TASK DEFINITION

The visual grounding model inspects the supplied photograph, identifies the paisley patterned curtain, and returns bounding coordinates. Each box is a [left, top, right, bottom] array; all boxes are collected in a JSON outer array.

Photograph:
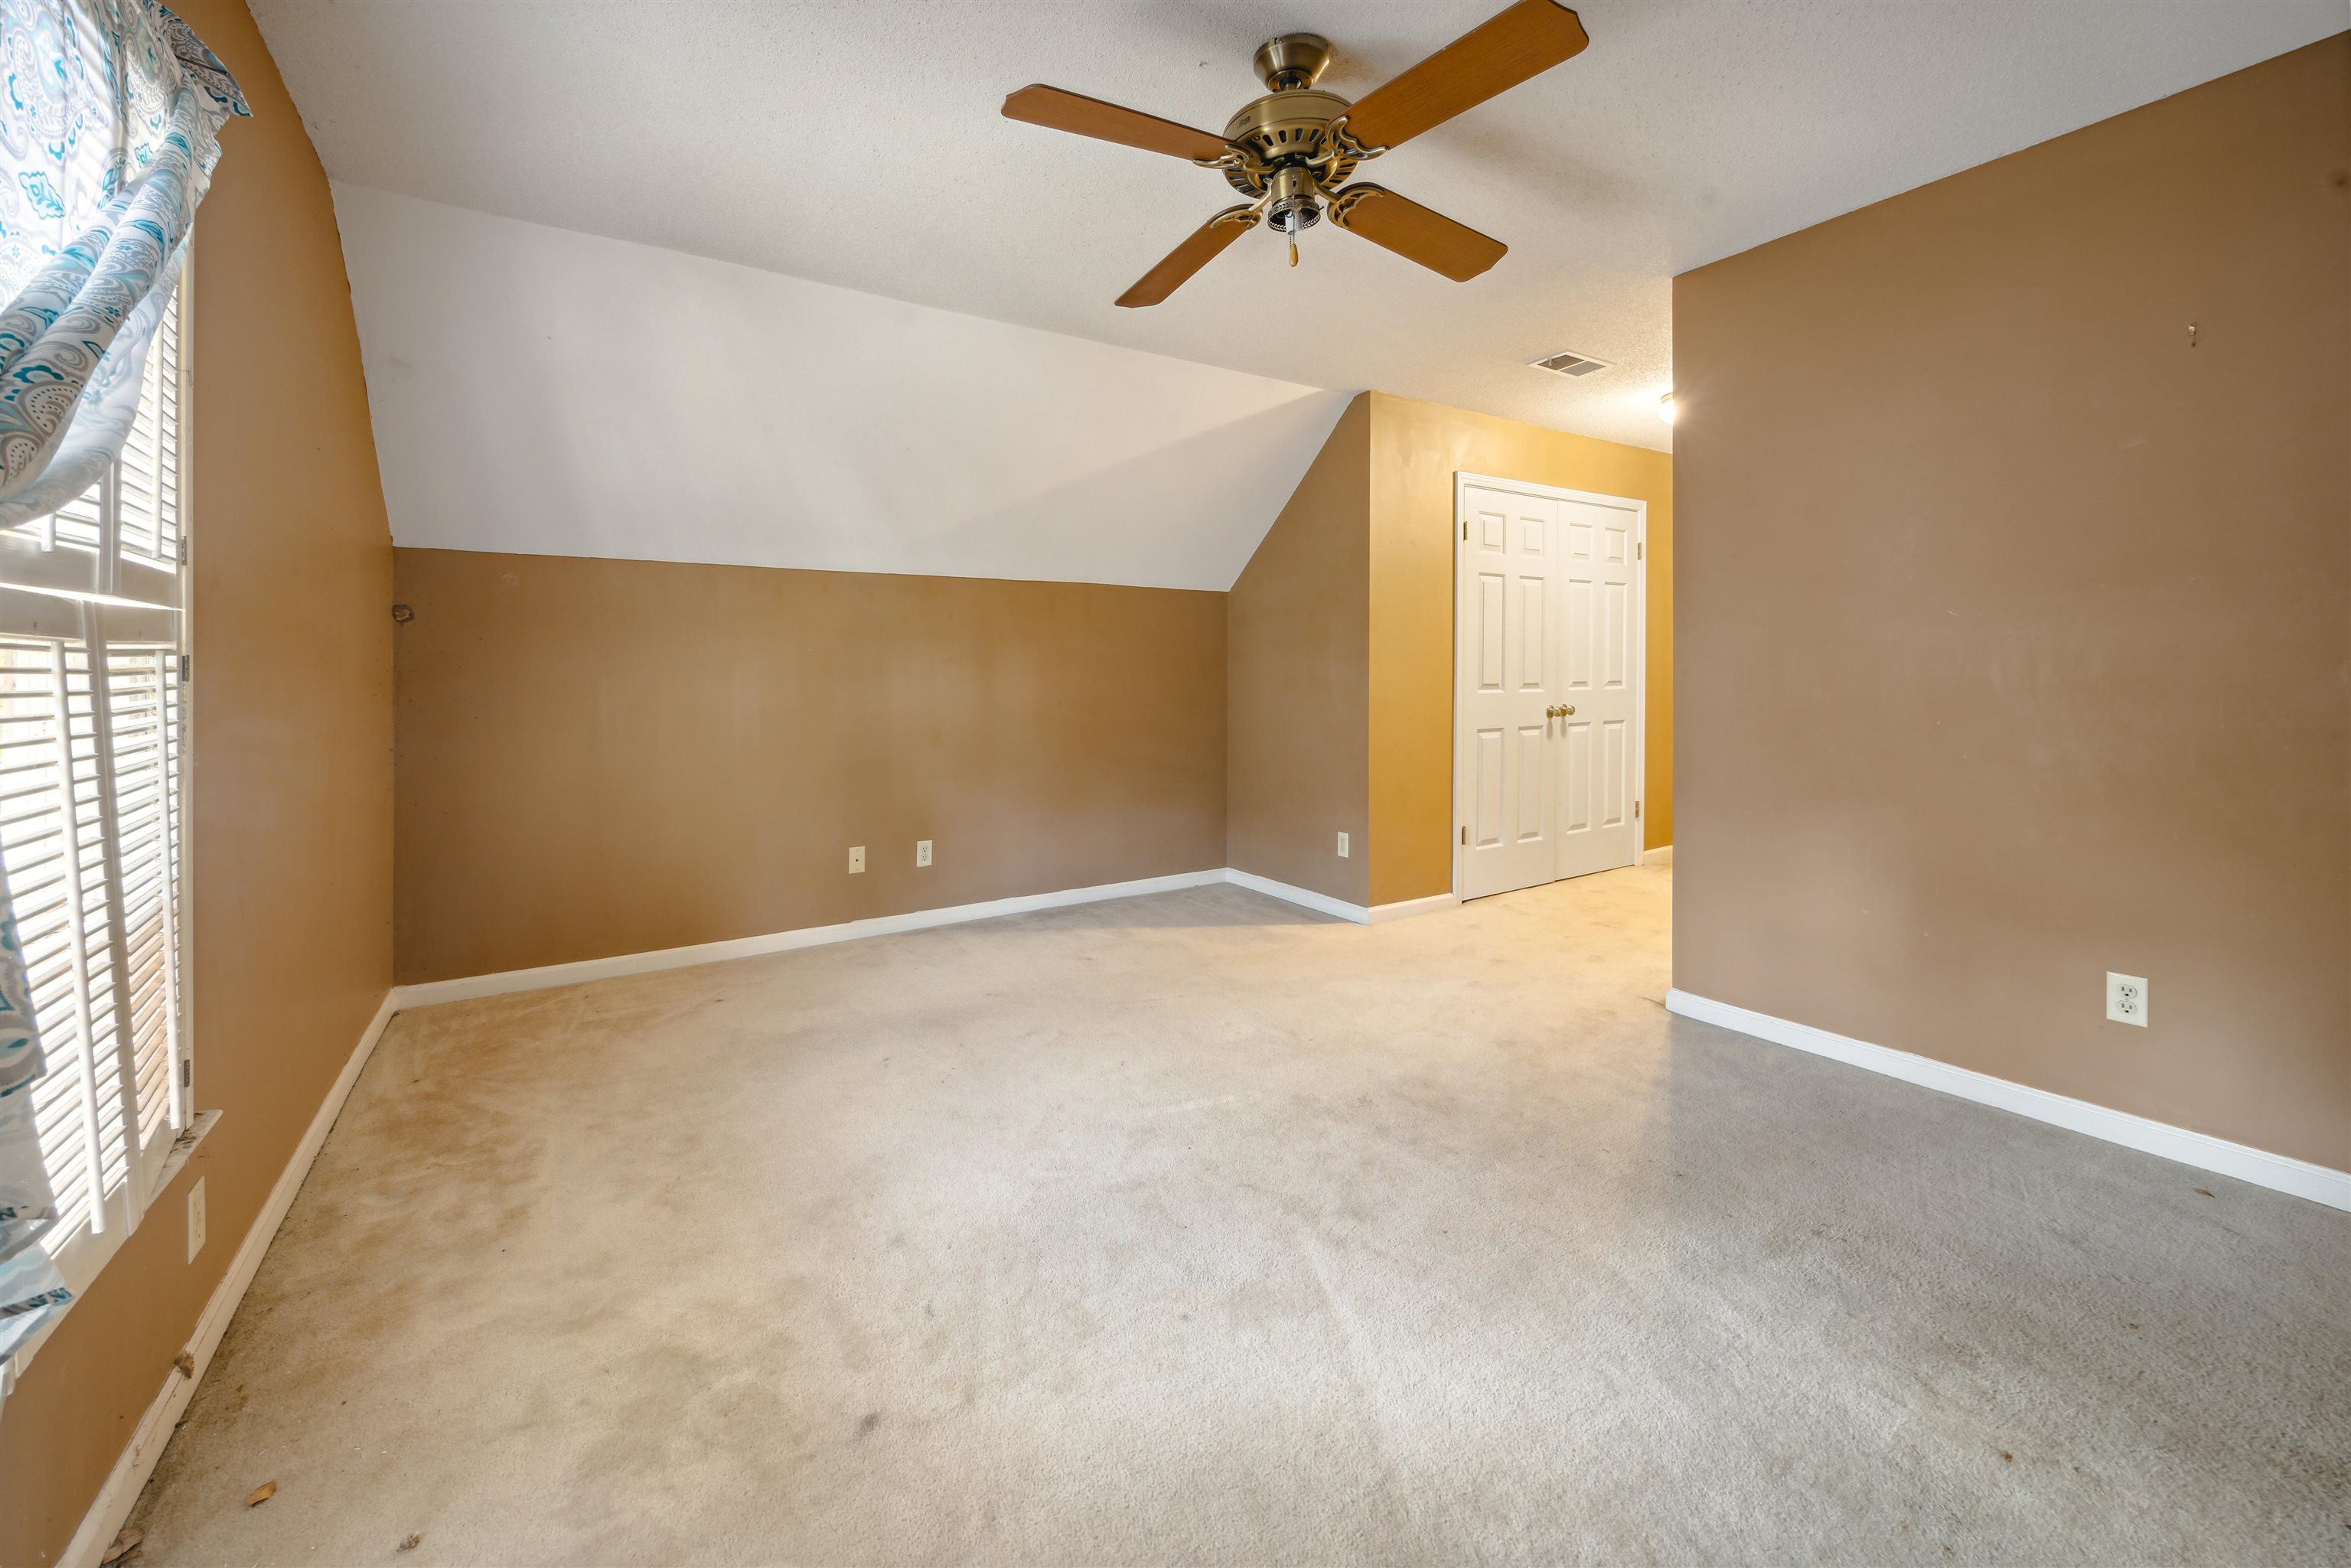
[[0, 0, 242, 1364], [0, 0, 245, 524]]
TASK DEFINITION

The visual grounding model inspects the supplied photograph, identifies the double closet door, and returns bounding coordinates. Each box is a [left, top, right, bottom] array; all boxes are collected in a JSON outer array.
[[1456, 478, 1642, 901]]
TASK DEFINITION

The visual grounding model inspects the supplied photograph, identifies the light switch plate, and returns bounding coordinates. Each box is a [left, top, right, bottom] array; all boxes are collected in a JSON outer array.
[[848, 846, 866, 874], [915, 839, 932, 868], [187, 1176, 207, 1262], [1336, 831, 1349, 859], [2106, 972, 2148, 1027]]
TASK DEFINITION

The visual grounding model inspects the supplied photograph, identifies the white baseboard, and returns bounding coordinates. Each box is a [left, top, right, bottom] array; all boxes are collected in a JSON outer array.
[[1665, 989, 2351, 1213], [394, 870, 1232, 1008], [1641, 843, 1673, 867], [1223, 869, 1370, 924], [397, 869, 1479, 1014], [59, 989, 399, 1568], [1369, 892, 1459, 924]]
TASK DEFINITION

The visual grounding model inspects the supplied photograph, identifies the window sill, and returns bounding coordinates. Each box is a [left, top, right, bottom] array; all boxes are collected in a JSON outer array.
[[1, 1109, 220, 1394], [149, 1108, 222, 1199]]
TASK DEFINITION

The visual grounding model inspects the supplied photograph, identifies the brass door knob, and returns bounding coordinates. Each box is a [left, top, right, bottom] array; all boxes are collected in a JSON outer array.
[[1547, 703, 1577, 718], [1563, 704, 1576, 716]]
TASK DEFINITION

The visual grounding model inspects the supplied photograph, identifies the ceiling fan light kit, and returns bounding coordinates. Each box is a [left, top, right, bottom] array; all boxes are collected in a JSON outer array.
[[1000, 0, 1591, 307]]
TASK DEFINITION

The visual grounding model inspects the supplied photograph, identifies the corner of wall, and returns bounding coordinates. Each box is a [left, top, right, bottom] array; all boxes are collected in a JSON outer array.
[[1224, 393, 1372, 905]]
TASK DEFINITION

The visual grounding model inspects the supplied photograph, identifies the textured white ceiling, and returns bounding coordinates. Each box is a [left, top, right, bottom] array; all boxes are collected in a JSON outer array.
[[253, 1, 2342, 455], [334, 185, 1351, 588]]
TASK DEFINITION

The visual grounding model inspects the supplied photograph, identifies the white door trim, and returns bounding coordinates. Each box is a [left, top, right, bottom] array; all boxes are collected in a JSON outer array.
[[1452, 471, 1646, 900]]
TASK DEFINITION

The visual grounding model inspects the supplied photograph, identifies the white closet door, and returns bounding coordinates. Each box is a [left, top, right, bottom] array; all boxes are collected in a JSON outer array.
[[1553, 495, 1639, 879], [1456, 484, 1560, 900]]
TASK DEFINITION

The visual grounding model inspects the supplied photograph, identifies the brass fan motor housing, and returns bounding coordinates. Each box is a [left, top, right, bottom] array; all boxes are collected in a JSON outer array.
[[1221, 88, 1352, 163], [1218, 88, 1361, 198]]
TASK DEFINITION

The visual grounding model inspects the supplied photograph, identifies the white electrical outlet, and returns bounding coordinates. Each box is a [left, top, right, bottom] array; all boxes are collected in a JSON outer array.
[[848, 846, 866, 874], [915, 839, 932, 868], [187, 1176, 207, 1262], [1336, 831, 1350, 859], [2106, 972, 2149, 1027]]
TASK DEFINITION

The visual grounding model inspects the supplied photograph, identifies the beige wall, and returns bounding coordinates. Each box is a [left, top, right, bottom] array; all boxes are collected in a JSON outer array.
[[393, 550, 1225, 983], [407, 381, 1671, 967], [1672, 37, 2349, 1169], [1368, 393, 1674, 905], [1226, 394, 1372, 905], [0, 1, 398, 1559]]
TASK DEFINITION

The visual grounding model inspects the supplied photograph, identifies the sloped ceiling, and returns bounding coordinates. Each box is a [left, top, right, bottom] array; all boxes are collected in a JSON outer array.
[[278, 4, 2341, 588], [259, 0, 2343, 458], [333, 186, 1350, 589]]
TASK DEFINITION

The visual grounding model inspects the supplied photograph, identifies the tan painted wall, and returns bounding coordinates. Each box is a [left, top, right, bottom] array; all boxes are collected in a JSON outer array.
[[393, 550, 1225, 983], [1672, 37, 2350, 1169], [1226, 394, 1374, 905], [0, 1, 397, 1559], [1367, 393, 1675, 905]]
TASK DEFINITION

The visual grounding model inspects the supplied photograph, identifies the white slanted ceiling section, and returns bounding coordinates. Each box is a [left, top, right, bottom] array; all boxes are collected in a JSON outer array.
[[334, 185, 1351, 591]]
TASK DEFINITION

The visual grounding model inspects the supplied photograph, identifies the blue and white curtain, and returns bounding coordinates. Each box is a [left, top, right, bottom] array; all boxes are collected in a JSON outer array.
[[0, 0, 242, 1364], [0, 0, 245, 523]]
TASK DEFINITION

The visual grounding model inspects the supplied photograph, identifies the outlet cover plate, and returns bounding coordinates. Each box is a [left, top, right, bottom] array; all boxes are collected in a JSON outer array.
[[915, 839, 932, 868], [848, 846, 866, 874], [187, 1175, 207, 1262], [1336, 831, 1350, 859], [2106, 971, 2149, 1027]]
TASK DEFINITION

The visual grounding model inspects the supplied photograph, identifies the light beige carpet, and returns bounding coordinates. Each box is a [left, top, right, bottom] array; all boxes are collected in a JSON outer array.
[[128, 865, 2350, 1565]]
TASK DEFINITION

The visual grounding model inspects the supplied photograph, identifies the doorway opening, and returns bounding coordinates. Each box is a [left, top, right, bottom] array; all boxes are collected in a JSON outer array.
[[1453, 472, 1646, 901]]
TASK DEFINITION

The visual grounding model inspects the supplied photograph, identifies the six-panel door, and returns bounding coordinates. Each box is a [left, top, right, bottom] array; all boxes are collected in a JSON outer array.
[[1456, 481, 1639, 899], [1551, 494, 1639, 880], [1457, 484, 1560, 899]]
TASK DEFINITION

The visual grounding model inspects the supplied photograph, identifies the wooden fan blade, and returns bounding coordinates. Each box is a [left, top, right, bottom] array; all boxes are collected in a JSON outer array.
[[1117, 206, 1260, 308], [1342, 0, 1589, 152], [1327, 185, 1506, 282], [1003, 85, 1234, 163]]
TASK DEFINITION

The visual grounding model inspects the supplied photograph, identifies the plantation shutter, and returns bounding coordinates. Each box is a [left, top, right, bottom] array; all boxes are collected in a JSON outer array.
[[0, 262, 188, 1276]]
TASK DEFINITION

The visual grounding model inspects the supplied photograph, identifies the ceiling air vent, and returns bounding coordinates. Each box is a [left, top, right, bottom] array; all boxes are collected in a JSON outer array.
[[1531, 349, 1612, 377]]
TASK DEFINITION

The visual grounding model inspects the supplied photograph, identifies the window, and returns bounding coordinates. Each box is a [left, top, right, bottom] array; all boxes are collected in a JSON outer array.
[[0, 257, 189, 1316]]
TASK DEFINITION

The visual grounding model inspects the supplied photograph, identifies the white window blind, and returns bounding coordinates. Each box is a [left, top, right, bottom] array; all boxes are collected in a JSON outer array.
[[0, 261, 188, 1296]]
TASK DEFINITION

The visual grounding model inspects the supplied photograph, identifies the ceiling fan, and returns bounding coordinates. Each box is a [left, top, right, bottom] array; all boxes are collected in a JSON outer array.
[[1002, 0, 1590, 308]]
